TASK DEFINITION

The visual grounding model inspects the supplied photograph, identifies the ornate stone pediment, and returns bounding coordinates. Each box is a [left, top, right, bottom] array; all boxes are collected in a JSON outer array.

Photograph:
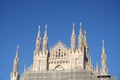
[[50, 40, 69, 58], [50, 40, 68, 50]]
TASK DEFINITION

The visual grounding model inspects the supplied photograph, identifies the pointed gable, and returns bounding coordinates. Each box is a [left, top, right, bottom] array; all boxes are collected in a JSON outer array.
[[50, 41, 69, 57]]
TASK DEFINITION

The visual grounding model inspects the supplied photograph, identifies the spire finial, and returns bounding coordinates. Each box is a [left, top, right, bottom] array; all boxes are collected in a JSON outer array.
[[95, 61, 99, 75], [45, 24, 47, 33], [38, 25, 40, 32], [72, 22, 75, 35], [102, 40, 104, 47], [79, 22, 82, 36], [16, 45, 19, 57], [73, 22, 75, 27], [80, 22, 82, 28], [17, 44, 19, 50], [84, 30, 86, 35], [37, 25, 40, 37], [37, 25, 40, 38], [44, 24, 48, 37], [102, 40, 105, 54]]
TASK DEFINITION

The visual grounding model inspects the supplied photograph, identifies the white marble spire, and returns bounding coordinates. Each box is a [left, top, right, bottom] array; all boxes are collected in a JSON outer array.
[[84, 30, 87, 46], [71, 22, 76, 51], [43, 24, 48, 53], [11, 45, 19, 80], [78, 22, 83, 50], [13, 45, 19, 72], [95, 62, 99, 75], [35, 25, 41, 52], [100, 40, 108, 75]]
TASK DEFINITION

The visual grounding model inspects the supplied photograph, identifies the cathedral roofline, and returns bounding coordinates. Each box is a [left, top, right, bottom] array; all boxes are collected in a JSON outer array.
[[10, 22, 117, 80]]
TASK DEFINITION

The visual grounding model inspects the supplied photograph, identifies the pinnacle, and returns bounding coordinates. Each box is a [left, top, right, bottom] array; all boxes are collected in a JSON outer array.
[[102, 40, 105, 54], [80, 22, 82, 28], [44, 24, 48, 37], [38, 25, 40, 32], [72, 23, 76, 36], [16, 44, 19, 58]]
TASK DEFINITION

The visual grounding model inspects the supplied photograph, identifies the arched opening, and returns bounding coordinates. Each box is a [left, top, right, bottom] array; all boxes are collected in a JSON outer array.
[[54, 65, 64, 71]]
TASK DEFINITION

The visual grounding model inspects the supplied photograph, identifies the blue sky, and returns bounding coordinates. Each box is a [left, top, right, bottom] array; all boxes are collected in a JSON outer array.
[[0, 0, 120, 80]]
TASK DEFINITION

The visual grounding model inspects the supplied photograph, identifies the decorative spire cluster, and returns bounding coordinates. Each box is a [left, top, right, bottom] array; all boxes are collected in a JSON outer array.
[[33, 24, 49, 71], [34, 24, 48, 55], [71, 22, 87, 52]]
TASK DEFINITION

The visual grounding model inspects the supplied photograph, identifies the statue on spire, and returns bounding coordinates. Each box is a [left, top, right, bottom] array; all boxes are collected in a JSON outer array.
[[11, 45, 19, 80], [100, 40, 108, 75]]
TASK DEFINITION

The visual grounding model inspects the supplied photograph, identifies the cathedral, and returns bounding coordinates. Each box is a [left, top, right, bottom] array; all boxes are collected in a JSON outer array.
[[10, 22, 117, 80]]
